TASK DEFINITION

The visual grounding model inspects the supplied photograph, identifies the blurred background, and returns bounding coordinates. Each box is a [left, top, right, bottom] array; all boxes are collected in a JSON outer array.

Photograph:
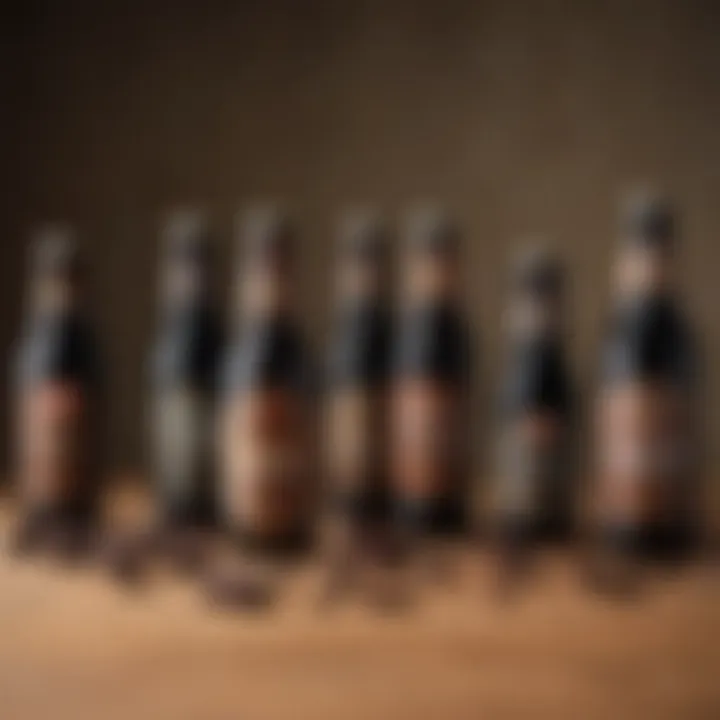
[[0, 0, 718, 476]]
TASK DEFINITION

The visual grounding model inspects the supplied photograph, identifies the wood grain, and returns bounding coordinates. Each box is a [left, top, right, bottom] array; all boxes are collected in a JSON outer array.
[[0, 486, 717, 720]]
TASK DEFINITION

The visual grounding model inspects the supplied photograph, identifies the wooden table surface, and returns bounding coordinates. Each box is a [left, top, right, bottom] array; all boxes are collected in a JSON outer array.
[[0, 486, 717, 720]]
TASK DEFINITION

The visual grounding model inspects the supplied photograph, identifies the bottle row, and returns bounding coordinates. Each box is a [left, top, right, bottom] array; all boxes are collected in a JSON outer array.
[[11, 191, 700, 591]]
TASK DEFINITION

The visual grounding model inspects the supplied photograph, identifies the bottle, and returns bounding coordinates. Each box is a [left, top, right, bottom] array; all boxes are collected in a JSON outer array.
[[150, 210, 221, 529], [494, 247, 573, 551], [596, 191, 697, 561], [13, 226, 103, 554], [325, 210, 391, 528], [390, 207, 472, 539], [218, 207, 313, 555]]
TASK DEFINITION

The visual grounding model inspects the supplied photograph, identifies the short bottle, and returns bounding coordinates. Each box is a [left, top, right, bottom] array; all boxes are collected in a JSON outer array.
[[494, 247, 574, 547], [324, 211, 391, 526], [390, 207, 472, 537], [218, 207, 314, 554], [150, 211, 221, 529], [13, 227, 103, 551], [595, 192, 698, 560]]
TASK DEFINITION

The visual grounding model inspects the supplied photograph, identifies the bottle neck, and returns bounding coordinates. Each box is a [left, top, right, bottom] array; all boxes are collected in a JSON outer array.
[[505, 293, 563, 346], [336, 259, 384, 312], [236, 266, 293, 327], [615, 290, 675, 320], [30, 276, 81, 321], [402, 254, 458, 309], [160, 260, 210, 316], [612, 243, 675, 307]]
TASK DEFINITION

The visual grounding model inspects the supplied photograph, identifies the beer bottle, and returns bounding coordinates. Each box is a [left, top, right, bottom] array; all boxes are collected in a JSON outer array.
[[325, 210, 391, 527], [150, 210, 221, 530], [13, 226, 103, 557], [596, 192, 697, 563], [390, 207, 471, 542], [493, 247, 573, 576], [318, 211, 391, 603], [218, 207, 313, 556]]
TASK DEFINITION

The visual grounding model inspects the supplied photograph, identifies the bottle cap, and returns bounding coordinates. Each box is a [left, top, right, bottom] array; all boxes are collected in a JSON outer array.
[[620, 189, 675, 250], [31, 224, 82, 279], [236, 204, 294, 269], [338, 208, 387, 263], [162, 209, 212, 266], [512, 244, 564, 300], [403, 205, 459, 257]]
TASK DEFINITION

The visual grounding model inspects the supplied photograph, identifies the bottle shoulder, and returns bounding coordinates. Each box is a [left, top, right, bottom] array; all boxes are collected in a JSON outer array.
[[327, 305, 391, 388], [17, 315, 99, 385], [151, 308, 222, 389], [221, 318, 310, 394], [601, 297, 693, 384], [392, 303, 471, 383], [502, 339, 572, 416]]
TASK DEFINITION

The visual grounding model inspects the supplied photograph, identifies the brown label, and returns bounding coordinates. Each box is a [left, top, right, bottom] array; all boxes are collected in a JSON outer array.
[[496, 411, 564, 517], [18, 383, 88, 511], [597, 382, 690, 526], [220, 388, 308, 538], [325, 389, 384, 494], [390, 380, 461, 502]]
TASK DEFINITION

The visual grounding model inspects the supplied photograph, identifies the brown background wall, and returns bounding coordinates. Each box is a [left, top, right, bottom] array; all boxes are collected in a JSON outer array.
[[1, 0, 718, 474]]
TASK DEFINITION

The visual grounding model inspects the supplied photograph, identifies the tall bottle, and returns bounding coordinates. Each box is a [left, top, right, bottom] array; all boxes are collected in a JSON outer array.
[[150, 211, 221, 529], [219, 207, 313, 554], [494, 247, 573, 548], [390, 208, 472, 538], [596, 192, 697, 560], [13, 227, 103, 552], [325, 211, 391, 527]]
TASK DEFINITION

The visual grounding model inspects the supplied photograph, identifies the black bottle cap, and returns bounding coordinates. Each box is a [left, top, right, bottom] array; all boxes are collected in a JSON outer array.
[[338, 209, 387, 263], [512, 245, 564, 300], [620, 189, 675, 250], [31, 224, 82, 280], [236, 204, 295, 269], [162, 209, 212, 266], [403, 205, 459, 257]]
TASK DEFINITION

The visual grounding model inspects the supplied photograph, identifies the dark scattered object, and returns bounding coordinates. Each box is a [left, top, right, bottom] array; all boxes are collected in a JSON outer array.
[[203, 563, 275, 611], [10, 512, 98, 566]]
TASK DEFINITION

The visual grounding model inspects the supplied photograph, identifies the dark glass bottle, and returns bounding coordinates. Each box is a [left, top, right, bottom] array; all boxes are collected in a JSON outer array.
[[150, 211, 221, 529], [390, 208, 471, 537], [495, 248, 573, 547], [596, 193, 697, 560], [219, 207, 313, 555], [325, 211, 391, 526], [13, 227, 103, 550]]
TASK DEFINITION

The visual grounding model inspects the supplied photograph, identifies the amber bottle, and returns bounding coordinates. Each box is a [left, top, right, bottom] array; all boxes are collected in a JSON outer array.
[[13, 227, 103, 555], [325, 211, 391, 527], [150, 211, 221, 529], [494, 248, 574, 548], [596, 193, 697, 561], [390, 208, 471, 538], [219, 208, 313, 555]]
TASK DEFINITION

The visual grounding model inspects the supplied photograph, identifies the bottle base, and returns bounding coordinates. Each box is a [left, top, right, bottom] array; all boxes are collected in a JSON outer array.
[[159, 498, 217, 532], [395, 497, 467, 537], [333, 488, 391, 526], [599, 522, 699, 563], [13, 504, 99, 560], [227, 524, 314, 560]]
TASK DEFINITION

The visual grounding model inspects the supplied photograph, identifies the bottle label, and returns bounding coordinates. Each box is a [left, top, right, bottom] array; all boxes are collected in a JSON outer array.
[[325, 389, 384, 496], [220, 388, 308, 538], [496, 411, 566, 519], [18, 382, 88, 511], [598, 382, 690, 526], [391, 380, 462, 503], [152, 387, 211, 509]]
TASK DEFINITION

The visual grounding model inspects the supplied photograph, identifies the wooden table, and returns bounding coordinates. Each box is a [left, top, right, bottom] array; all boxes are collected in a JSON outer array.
[[0, 486, 717, 720]]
